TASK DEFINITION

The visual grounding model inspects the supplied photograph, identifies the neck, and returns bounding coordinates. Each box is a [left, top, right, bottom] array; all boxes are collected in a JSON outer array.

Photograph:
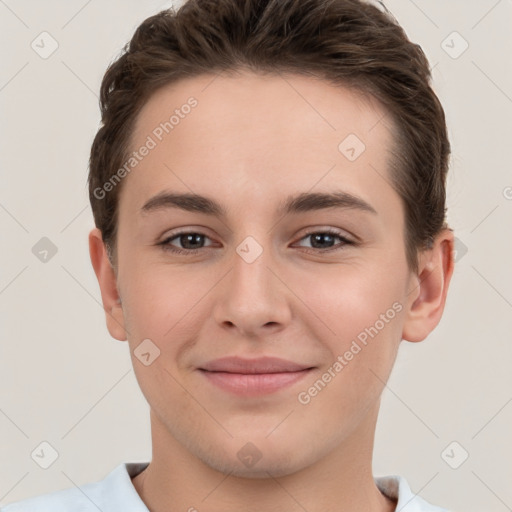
[[132, 403, 396, 512]]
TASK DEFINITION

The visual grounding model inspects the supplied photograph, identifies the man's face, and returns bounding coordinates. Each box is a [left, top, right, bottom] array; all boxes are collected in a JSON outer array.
[[110, 71, 416, 476]]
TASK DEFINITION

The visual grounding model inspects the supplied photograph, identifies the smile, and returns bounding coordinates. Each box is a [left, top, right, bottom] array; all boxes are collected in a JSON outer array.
[[198, 368, 314, 396]]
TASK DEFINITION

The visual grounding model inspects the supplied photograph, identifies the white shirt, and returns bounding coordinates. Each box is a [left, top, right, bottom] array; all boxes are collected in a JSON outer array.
[[1, 462, 450, 511]]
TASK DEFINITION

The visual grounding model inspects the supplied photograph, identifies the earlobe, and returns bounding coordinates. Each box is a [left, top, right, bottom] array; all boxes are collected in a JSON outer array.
[[401, 229, 455, 343], [88, 228, 127, 342]]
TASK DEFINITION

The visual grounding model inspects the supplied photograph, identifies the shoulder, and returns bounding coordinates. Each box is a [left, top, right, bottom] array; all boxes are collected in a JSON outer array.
[[1, 462, 149, 512], [375, 474, 451, 512]]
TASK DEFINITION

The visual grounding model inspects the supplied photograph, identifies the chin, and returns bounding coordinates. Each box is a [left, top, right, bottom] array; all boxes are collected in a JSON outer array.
[[206, 450, 307, 479], [189, 434, 315, 479]]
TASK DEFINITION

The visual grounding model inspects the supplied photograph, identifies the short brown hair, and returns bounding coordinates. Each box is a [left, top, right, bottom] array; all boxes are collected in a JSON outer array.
[[88, 0, 451, 274]]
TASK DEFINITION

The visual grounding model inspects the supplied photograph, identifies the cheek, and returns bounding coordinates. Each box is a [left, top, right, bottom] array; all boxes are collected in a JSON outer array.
[[296, 285, 404, 426], [298, 259, 406, 339], [120, 265, 215, 404], [296, 259, 406, 405], [120, 262, 207, 335]]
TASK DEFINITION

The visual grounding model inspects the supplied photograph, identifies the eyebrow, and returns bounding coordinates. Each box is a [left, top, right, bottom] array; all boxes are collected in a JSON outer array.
[[140, 190, 378, 217]]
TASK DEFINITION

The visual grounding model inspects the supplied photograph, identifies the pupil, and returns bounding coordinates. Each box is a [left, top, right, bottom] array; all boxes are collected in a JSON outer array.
[[182, 234, 203, 249], [312, 233, 334, 248]]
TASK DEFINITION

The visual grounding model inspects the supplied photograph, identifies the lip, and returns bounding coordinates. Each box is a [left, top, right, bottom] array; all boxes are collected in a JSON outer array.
[[199, 356, 313, 373], [198, 356, 315, 396]]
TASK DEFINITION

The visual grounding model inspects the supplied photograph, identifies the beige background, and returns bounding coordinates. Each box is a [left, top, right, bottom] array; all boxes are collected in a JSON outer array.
[[1, 1, 511, 511]]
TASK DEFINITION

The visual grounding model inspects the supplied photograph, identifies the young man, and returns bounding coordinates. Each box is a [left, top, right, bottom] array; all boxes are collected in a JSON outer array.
[[3, 0, 455, 510]]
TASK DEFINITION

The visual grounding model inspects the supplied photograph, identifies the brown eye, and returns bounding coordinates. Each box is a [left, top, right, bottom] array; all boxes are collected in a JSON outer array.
[[159, 231, 213, 254]]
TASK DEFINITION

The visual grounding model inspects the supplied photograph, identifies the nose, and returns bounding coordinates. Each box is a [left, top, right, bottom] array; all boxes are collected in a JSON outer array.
[[212, 238, 292, 338]]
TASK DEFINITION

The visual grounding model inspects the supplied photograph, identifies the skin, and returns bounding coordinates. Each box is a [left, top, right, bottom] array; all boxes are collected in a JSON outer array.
[[89, 70, 454, 512]]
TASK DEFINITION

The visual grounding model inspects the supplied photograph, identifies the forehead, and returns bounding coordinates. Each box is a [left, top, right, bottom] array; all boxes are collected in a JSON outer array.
[[121, 70, 398, 221]]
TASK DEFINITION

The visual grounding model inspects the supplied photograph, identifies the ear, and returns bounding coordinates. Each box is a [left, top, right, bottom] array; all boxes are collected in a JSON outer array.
[[402, 228, 455, 343], [88, 228, 127, 341]]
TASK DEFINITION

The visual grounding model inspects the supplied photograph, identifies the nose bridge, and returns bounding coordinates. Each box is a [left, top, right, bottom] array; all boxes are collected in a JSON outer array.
[[231, 233, 278, 304], [213, 232, 291, 334]]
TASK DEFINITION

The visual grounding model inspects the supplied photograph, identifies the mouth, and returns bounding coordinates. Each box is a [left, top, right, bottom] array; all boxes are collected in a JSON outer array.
[[197, 356, 315, 396]]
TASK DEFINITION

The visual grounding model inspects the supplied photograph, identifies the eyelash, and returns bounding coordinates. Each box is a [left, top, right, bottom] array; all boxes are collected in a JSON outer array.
[[157, 229, 355, 255]]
